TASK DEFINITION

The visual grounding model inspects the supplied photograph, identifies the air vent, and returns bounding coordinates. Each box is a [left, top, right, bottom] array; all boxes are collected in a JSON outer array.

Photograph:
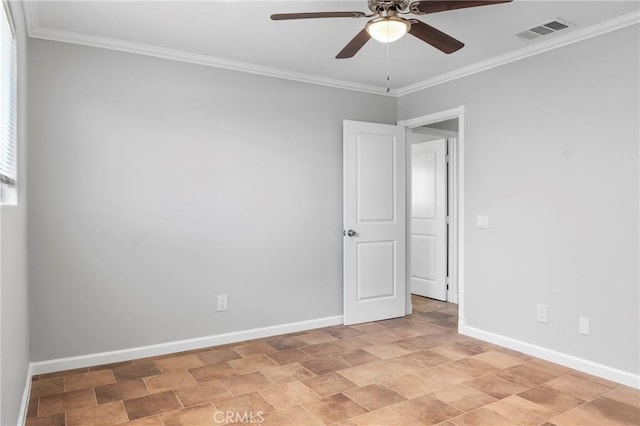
[[516, 18, 573, 41]]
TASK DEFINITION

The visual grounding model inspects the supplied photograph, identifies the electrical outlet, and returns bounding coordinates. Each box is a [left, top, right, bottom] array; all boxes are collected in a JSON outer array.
[[536, 304, 548, 324], [217, 295, 228, 312], [579, 317, 590, 335]]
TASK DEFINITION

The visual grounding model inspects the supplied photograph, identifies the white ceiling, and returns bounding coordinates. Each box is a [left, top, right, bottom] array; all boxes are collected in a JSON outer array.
[[25, 1, 639, 94]]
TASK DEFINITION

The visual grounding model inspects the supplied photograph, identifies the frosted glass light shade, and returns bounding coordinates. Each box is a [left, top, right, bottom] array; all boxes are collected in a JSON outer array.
[[366, 17, 409, 43]]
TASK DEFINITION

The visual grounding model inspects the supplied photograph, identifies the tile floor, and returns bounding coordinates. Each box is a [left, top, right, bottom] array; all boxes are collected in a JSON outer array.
[[26, 296, 640, 425]]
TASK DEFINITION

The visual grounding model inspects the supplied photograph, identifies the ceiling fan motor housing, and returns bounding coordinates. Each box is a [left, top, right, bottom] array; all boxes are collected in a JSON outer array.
[[368, 0, 411, 14]]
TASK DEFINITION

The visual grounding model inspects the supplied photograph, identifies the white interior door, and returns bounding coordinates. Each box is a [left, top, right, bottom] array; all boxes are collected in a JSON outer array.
[[343, 120, 406, 325], [410, 138, 447, 301]]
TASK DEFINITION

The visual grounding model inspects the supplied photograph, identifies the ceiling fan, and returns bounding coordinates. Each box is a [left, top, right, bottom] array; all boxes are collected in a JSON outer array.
[[271, 0, 512, 59]]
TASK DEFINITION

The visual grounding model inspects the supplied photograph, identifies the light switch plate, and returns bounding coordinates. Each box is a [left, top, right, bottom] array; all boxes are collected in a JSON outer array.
[[477, 215, 489, 229], [579, 317, 590, 335]]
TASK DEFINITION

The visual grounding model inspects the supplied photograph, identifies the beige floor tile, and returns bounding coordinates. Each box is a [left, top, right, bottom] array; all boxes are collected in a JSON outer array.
[[30, 377, 64, 398], [143, 370, 197, 393], [266, 348, 313, 366], [362, 343, 411, 359], [338, 363, 394, 387], [352, 406, 422, 425], [358, 331, 400, 345], [66, 401, 128, 426], [383, 374, 445, 399], [463, 374, 527, 399], [260, 405, 323, 426], [300, 356, 350, 375], [337, 336, 373, 350], [196, 348, 240, 365], [189, 363, 238, 383], [371, 358, 423, 378], [344, 383, 406, 411], [266, 336, 307, 351], [175, 380, 232, 407], [123, 391, 183, 420], [64, 370, 116, 392], [299, 342, 346, 357], [303, 393, 368, 424], [517, 384, 584, 415], [296, 331, 339, 345], [95, 379, 149, 404], [416, 363, 477, 388], [495, 364, 556, 388], [160, 403, 217, 426], [26, 413, 66, 426], [38, 389, 97, 417], [231, 342, 276, 358], [401, 349, 451, 368], [432, 384, 497, 412], [522, 358, 572, 377], [449, 407, 519, 426], [213, 391, 275, 415], [155, 354, 204, 373], [567, 371, 619, 389], [303, 372, 358, 397], [429, 344, 480, 361], [114, 415, 164, 426], [603, 385, 640, 408], [220, 371, 271, 396], [259, 380, 320, 409], [228, 354, 277, 374], [579, 397, 640, 424], [259, 363, 315, 383], [450, 358, 498, 378], [113, 363, 162, 382], [469, 351, 525, 369], [349, 323, 389, 333], [394, 394, 464, 425], [545, 373, 613, 400], [485, 395, 552, 425], [551, 396, 640, 426], [333, 349, 381, 367]]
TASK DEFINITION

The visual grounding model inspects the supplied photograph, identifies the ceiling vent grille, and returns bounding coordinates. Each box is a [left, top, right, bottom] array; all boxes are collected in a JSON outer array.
[[516, 18, 573, 41]]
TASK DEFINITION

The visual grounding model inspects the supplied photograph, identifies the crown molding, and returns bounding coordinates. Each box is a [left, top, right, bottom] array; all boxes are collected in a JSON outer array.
[[23, 4, 638, 99], [395, 10, 640, 96]]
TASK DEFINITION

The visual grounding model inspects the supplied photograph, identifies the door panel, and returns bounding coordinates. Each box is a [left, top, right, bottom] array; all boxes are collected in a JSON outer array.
[[344, 120, 406, 325], [410, 138, 447, 301]]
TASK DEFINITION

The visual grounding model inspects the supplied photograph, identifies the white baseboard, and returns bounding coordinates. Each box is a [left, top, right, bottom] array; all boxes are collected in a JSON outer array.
[[17, 363, 33, 426], [29, 315, 343, 376], [461, 325, 640, 389]]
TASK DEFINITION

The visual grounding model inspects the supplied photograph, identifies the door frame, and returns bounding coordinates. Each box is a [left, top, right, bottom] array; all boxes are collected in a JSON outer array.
[[398, 106, 465, 333]]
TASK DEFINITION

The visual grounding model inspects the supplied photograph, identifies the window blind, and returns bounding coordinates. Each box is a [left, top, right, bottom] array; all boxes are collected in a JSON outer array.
[[0, 1, 16, 187]]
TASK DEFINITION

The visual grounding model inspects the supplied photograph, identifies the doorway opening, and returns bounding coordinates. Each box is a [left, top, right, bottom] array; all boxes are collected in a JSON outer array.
[[399, 107, 465, 330]]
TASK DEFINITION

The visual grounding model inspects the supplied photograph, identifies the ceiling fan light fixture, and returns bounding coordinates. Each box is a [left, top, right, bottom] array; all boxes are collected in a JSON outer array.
[[366, 16, 409, 43]]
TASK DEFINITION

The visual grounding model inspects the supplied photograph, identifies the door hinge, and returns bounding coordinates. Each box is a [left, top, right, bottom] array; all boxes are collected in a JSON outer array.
[[446, 216, 451, 224], [445, 154, 451, 163], [446, 277, 450, 290]]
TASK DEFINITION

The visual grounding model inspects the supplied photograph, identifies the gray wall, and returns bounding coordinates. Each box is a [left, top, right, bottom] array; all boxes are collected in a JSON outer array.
[[1, 2, 29, 424], [399, 26, 639, 375], [27, 39, 396, 361]]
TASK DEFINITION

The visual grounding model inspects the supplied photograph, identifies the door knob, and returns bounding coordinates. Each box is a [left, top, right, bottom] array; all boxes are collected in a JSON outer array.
[[345, 229, 357, 237]]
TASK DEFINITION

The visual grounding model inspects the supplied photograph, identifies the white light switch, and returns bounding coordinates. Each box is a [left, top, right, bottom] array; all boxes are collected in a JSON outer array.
[[477, 215, 489, 229], [579, 317, 590, 335]]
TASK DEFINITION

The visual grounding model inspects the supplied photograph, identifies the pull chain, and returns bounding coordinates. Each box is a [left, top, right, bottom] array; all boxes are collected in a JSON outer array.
[[386, 42, 390, 93]]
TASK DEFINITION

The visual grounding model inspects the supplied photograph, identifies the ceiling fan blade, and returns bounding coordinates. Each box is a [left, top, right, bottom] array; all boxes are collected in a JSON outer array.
[[408, 20, 464, 54], [336, 29, 371, 59], [271, 11, 366, 20], [411, 0, 512, 15]]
